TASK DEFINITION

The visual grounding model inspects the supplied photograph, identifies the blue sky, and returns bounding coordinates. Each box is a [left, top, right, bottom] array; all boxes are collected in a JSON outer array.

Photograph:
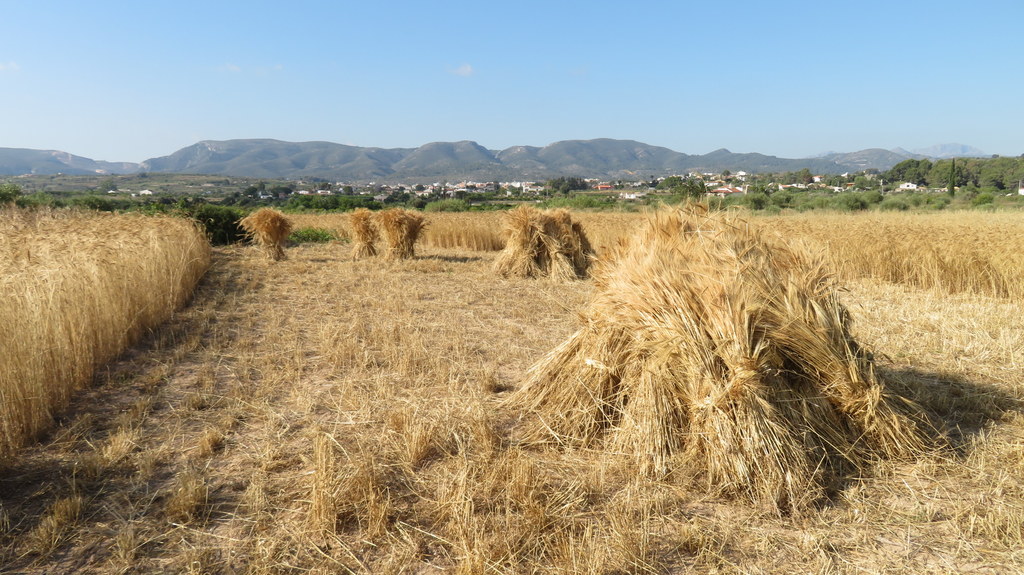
[[1, 1, 1020, 162]]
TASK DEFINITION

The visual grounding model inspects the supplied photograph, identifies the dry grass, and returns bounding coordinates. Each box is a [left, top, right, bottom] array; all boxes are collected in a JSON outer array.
[[493, 206, 594, 280], [0, 207, 210, 458], [2, 209, 1022, 573], [239, 207, 293, 260]]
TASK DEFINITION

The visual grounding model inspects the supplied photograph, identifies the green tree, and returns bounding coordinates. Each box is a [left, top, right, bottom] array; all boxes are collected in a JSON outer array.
[[97, 177, 117, 192], [0, 183, 22, 204], [680, 178, 706, 199], [948, 158, 956, 197], [745, 192, 769, 210], [545, 176, 588, 194], [656, 176, 684, 190], [884, 158, 932, 186]]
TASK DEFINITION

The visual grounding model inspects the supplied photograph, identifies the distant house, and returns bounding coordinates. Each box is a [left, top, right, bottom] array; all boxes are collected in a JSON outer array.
[[620, 190, 648, 200], [137, 189, 153, 196], [595, 183, 615, 191], [898, 182, 918, 190], [708, 187, 745, 197]]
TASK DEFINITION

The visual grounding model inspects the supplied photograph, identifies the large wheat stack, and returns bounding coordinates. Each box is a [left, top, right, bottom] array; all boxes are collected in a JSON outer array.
[[493, 206, 594, 280], [239, 208, 292, 261], [349, 208, 378, 259], [375, 208, 427, 260], [508, 205, 935, 511]]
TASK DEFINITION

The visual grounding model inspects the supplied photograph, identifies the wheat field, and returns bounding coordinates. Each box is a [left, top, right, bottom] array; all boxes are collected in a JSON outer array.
[[1, 208, 1023, 573], [0, 208, 211, 458]]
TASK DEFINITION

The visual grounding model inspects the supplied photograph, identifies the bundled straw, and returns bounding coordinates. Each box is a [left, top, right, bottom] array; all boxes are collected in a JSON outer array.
[[375, 208, 427, 260], [239, 208, 293, 261], [493, 206, 594, 280], [349, 208, 379, 259], [508, 204, 935, 511]]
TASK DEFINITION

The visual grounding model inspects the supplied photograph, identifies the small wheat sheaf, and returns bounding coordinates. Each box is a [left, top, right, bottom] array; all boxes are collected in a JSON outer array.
[[375, 208, 427, 260], [349, 208, 379, 259], [240, 208, 293, 261], [493, 205, 594, 280]]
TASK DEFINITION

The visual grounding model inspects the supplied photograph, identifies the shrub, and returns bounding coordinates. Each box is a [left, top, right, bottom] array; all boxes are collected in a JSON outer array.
[[863, 190, 884, 204], [187, 204, 245, 245], [289, 227, 338, 243], [972, 192, 995, 207], [744, 192, 769, 210], [69, 195, 122, 212], [879, 198, 910, 211], [0, 183, 22, 204], [770, 191, 794, 209], [834, 193, 869, 211]]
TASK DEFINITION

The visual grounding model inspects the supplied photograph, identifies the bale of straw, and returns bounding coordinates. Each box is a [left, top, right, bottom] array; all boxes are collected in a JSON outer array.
[[348, 208, 379, 259], [239, 208, 292, 261], [493, 206, 594, 280], [507, 204, 936, 511], [375, 208, 427, 260]]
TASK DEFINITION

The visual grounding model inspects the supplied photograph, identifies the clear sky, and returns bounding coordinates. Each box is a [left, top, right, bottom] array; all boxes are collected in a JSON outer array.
[[1, 0, 1021, 163]]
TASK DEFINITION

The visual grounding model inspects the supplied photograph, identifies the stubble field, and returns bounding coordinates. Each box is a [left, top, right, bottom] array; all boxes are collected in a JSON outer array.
[[1, 208, 1023, 574]]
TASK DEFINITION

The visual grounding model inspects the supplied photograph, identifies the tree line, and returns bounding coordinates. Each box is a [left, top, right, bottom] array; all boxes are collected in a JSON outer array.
[[883, 156, 1024, 191]]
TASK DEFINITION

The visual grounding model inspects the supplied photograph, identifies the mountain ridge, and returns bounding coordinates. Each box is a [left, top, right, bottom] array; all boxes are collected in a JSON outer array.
[[0, 139, 990, 181]]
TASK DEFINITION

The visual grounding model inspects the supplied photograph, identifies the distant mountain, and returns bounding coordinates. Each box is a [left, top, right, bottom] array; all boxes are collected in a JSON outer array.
[[136, 139, 879, 180], [0, 139, 991, 180], [909, 143, 988, 159], [817, 148, 918, 172], [0, 148, 138, 175]]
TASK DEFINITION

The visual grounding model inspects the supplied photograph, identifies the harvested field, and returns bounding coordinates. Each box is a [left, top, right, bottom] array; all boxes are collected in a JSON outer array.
[[1, 209, 1022, 573]]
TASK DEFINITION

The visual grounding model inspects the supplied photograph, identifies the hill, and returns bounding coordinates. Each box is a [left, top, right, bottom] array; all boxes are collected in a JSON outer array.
[[0, 139, 992, 181], [0, 148, 139, 176]]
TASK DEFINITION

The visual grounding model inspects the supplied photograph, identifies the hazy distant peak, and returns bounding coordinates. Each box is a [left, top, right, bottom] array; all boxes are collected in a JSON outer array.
[[910, 143, 987, 158]]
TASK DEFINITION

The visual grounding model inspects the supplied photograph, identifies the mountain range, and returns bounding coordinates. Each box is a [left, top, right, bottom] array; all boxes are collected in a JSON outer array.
[[0, 139, 990, 182]]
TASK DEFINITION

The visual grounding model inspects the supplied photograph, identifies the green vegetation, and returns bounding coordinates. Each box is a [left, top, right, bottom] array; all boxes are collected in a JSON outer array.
[[183, 204, 246, 245], [544, 176, 589, 194], [289, 227, 340, 243], [0, 183, 22, 204], [285, 194, 383, 211]]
